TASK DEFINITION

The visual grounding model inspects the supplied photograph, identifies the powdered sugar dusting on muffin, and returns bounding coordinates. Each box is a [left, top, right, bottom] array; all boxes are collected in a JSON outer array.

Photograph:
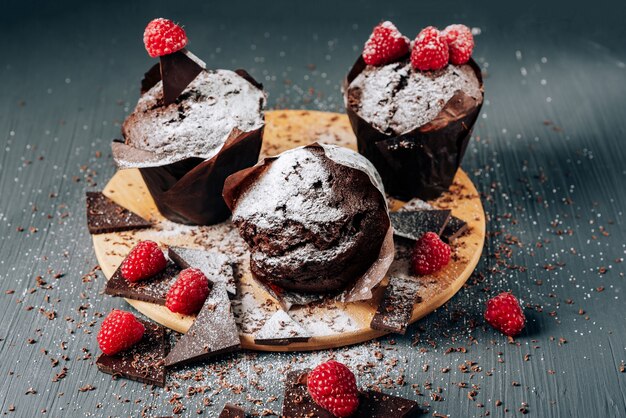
[[232, 147, 349, 233], [122, 69, 266, 165], [347, 60, 482, 135]]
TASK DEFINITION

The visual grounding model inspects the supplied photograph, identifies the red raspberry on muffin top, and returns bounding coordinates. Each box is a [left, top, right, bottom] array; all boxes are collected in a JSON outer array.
[[410, 26, 449, 71], [442, 24, 474, 65], [363, 21, 410, 66], [143, 18, 188, 58]]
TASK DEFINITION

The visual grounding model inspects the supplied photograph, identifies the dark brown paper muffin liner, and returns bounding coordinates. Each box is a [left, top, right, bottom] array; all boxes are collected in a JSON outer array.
[[138, 128, 263, 225], [112, 68, 265, 226], [343, 56, 484, 201]]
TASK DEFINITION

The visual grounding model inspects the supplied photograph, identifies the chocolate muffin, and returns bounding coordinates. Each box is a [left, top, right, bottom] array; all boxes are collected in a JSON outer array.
[[344, 22, 484, 201], [113, 55, 266, 225], [226, 145, 390, 294], [345, 56, 483, 200]]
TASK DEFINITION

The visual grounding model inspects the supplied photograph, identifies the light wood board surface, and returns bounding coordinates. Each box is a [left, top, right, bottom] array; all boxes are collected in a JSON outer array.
[[92, 109, 485, 351]]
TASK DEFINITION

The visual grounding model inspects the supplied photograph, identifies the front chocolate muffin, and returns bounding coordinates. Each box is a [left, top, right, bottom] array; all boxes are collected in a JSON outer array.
[[226, 145, 390, 294]]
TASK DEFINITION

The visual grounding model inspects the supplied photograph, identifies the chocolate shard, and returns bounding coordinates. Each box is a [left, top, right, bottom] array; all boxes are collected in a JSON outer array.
[[141, 63, 161, 94], [390, 210, 451, 241], [96, 320, 169, 387], [282, 370, 420, 417], [164, 283, 240, 367], [370, 276, 420, 335], [159, 49, 205, 105], [86, 191, 151, 234], [168, 246, 236, 296], [356, 390, 421, 417], [282, 370, 334, 418], [218, 403, 246, 418], [254, 310, 311, 346], [104, 256, 180, 305], [441, 215, 468, 242]]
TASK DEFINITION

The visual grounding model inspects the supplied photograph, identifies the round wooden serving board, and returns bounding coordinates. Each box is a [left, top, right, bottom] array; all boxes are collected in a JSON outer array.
[[93, 110, 485, 352]]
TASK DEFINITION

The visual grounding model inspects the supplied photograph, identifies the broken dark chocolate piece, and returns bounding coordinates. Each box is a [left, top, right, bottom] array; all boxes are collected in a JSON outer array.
[[390, 210, 451, 241], [96, 319, 168, 387], [104, 257, 180, 305], [282, 370, 334, 418], [168, 246, 236, 296], [218, 403, 246, 418], [164, 283, 240, 367], [441, 215, 468, 242], [159, 49, 205, 105], [254, 310, 311, 345], [86, 191, 151, 234], [282, 370, 420, 417], [356, 390, 421, 417], [370, 276, 420, 334]]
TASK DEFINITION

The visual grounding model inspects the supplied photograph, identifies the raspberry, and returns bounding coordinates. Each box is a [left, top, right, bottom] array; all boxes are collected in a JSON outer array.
[[410, 26, 449, 71], [143, 18, 188, 58], [442, 24, 474, 65], [485, 292, 526, 337], [362, 21, 410, 66], [411, 232, 451, 275], [165, 268, 211, 315], [97, 310, 145, 355], [120, 240, 167, 282], [307, 360, 359, 417]]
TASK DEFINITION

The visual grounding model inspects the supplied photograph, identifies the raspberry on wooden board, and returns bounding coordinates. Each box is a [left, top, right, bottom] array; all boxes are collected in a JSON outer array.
[[411, 232, 452, 275], [120, 240, 167, 282]]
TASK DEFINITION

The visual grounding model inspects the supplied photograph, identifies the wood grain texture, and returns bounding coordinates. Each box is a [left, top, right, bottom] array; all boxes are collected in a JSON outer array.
[[93, 110, 486, 351], [0, 0, 625, 417]]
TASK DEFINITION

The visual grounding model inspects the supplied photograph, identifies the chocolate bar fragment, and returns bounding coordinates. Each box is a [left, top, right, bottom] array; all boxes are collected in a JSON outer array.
[[104, 258, 180, 305], [86, 191, 151, 234], [168, 246, 236, 296], [218, 403, 246, 418], [165, 283, 240, 367], [96, 320, 168, 387], [370, 276, 420, 334], [282, 370, 420, 417], [254, 310, 311, 346], [159, 49, 205, 105], [441, 215, 468, 242], [356, 390, 421, 417], [390, 210, 451, 241], [282, 370, 334, 418]]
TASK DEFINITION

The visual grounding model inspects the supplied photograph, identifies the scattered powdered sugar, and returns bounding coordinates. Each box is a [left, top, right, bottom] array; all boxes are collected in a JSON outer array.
[[347, 61, 482, 135], [289, 304, 359, 336], [122, 69, 266, 166], [254, 310, 311, 341]]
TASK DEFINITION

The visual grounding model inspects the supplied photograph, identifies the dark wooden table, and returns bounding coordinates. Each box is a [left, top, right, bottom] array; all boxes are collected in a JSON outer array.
[[1, 0, 625, 416]]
